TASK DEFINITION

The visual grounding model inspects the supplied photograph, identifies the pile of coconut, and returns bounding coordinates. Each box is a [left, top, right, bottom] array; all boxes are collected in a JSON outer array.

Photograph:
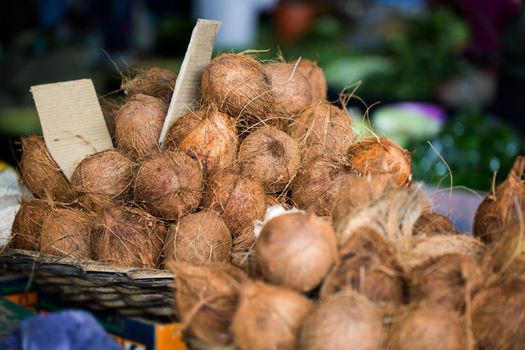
[[10, 53, 525, 349]]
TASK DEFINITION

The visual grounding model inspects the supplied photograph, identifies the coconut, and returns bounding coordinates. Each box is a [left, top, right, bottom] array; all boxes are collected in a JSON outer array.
[[255, 212, 338, 292], [121, 67, 177, 102], [170, 262, 248, 347], [347, 136, 413, 187], [71, 149, 134, 211], [40, 207, 92, 258], [408, 253, 483, 312], [289, 102, 353, 162], [92, 205, 166, 268], [291, 58, 327, 102], [231, 225, 258, 276], [202, 167, 266, 237], [201, 53, 277, 128], [387, 303, 466, 350], [164, 105, 238, 177], [472, 279, 525, 350], [474, 156, 525, 244], [238, 126, 301, 193], [485, 220, 525, 278], [291, 155, 352, 216], [413, 211, 459, 236], [298, 291, 384, 350], [232, 281, 311, 350], [134, 150, 203, 220], [164, 211, 232, 266], [320, 227, 405, 306], [19, 136, 73, 202], [114, 93, 167, 158], [100, 97, 121, 143], [10, 199, 51, 251], [264, 62, 312, 116]]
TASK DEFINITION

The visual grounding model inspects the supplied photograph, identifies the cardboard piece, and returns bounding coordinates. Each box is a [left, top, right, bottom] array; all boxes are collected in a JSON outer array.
[[159, 19, 221, 146], [31, 79, 113, 179]]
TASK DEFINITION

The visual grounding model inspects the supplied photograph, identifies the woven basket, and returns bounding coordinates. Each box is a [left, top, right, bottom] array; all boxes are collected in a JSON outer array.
[[0, 248, 175, 320]]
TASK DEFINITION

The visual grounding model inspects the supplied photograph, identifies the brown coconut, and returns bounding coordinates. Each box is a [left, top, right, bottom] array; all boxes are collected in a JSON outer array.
[[134, 150, 203, 220], [291, 155, 352, 216], [202, 167, 266, 237], [474, 156, 525, 244], [238, 125, 301, 193], [92, 205, 167, 269], [164, 211, 232, 266], [298, 291, 384, 350], [264, 62, 312, 116], [289, 102, 353, 162], [100, 97, 121, 142], [114, 93, 167, 158], [231, 225, 258, 276], [11, 199, 51, 251], [485, 220, 525, 278], [121, 67, 177, 102], [387, 303, 467, 350], [320, 227, 405, 306], [256, 212, 338, 292], [408, 253, 484, 312], [19, 136, 73, 202], [232, 281, 312, 350], [347, 136, 413, 186], [291, 58, 327, 102], [201, 53, 277, 128], [170, 262, 248, 347], [413, 211, 459, 236], [71, 149, 135, 211], [40, 207, 92, 258], [472, 279, 525, 350], [164, 105, 238, 177]]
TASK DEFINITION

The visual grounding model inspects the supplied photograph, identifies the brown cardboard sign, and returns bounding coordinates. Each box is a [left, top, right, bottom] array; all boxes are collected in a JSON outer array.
[[159, 19, 221, 146], [31, 79, 113, 179]]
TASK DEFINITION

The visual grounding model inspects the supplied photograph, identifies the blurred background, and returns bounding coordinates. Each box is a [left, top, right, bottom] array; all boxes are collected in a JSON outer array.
[[0, 0, 524, 195]]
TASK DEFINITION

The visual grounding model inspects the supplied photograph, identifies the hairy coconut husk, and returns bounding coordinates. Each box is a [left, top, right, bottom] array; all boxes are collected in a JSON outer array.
[[474, 156, 525, 244], [100, 97, 121, 143], [201, 53, 278, 129], [115, 93, 167, 158], [398, 234, 487, 271], [485, 220, 525, 279], [472, 279, 525, 350], [347, 136, 413, 187], [413, 211, 459, 236], [298, 291, 384, 350], [387, 303, 466, 350], [289, 102, 353, 162], [232, 281, 312, 350], [19, 136, 73, 202], [134, 150, 203, 220], [121, 67, 177, 102], [291, 155, 352, 216], [238, 125, 301, 193], [40, 207, 92, 258], [202, 167, 266, 237], [71, 149, 134, 211], [291, 58, 327, 102], [11, 199, 51, 251], [408, 253, 484, 312], [231, 225, 258, 276], [264, 62, 312, 117], [92, 205, 166, 268], [164, 211, 232, 266], [320, 228, 405, 306], [170, 262, 248, 347], [164, 105, 238, 177], [256, 212, 338, 292]]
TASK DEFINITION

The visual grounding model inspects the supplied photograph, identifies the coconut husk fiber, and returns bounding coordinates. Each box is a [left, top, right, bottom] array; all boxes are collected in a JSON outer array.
[[92, 205, 167, 269], [485, 219, 525, 278], [232, 281, 312, 350], [164, 210, 232, 266], [10, 199, 51, 251], [290, 58, 327, 102], [474, 156, 525, 244], [121, 67, 177, 102], [231, 225, 258, 276], [40, 207, 93, 259], [99, 97, 121, 143], [19, 136, 74, 202], [170, 262, 248, 347], [413, 211, 459, 236]]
